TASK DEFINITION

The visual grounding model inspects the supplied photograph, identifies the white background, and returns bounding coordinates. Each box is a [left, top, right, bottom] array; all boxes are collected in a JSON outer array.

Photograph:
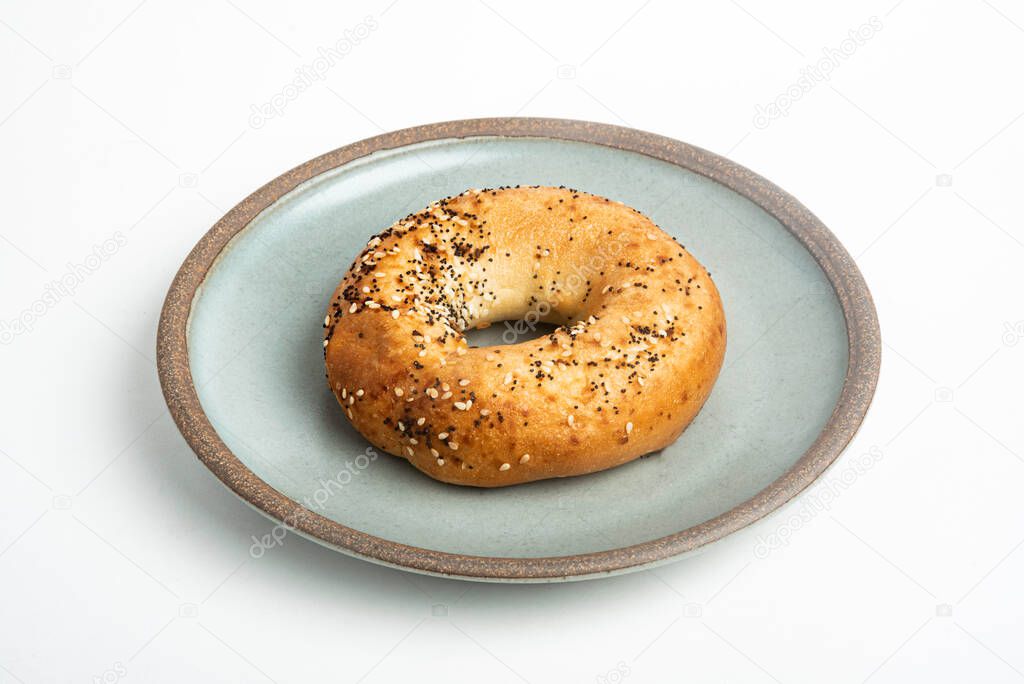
[[1, 1, 1023, 682]]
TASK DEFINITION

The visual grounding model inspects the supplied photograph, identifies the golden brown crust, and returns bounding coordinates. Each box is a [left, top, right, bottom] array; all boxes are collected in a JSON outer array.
[[323, 186, 725, 487]]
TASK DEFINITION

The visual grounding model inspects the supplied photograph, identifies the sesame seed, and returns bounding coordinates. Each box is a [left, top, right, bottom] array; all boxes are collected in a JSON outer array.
[[626, 422, 634, 434], [441, 391, 452, 399], [438, 432, 448, 440], [519, 453, 530, 464], [430, 448, 439, 458], [480, 409, 491, 416], [454, 401, 467, 410], [436, 458, 445, 466], [398, 421, 405, 431], [394, 387, 404, 397], [323, 339, 329, 348], [448, 442, 459, 450], [356, 389, 364, 397], [349, 302, 358, 313], [366, 301, 380, 309], [392, 309, 400, 319], [417, 417, 426, 426], [499, 463, 511, 471], [426, 387, 439, 398], [341, 388, 347, 399], [324, 315, 330, 326], [409, 438, 418, 445], [503, 372, 513, 385], [404, 446, 414, 456], [458, 378, 470, 386], [567, 415, 575, 427]]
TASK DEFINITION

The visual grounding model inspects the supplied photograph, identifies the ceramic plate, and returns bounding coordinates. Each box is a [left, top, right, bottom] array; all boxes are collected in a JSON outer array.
[[158, 118, 879, 582]]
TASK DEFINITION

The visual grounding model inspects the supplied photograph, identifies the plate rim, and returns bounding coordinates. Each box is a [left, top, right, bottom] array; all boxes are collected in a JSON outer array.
[[157, 117, 880, 581]]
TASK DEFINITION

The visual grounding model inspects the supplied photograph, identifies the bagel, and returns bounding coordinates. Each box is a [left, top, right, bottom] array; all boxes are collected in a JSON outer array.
[[323, 186, 725, 487]]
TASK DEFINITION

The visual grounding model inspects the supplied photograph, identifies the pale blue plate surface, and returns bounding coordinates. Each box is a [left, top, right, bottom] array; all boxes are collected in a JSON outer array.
[[187, 136, 847, 562]]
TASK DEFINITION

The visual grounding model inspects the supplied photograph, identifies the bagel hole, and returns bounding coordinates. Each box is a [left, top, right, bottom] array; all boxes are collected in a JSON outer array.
[[463, 320, 561, 347]]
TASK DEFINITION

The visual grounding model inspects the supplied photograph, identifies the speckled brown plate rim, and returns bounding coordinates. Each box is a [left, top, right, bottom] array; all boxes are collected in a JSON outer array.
[[157, 117, 880, 581]]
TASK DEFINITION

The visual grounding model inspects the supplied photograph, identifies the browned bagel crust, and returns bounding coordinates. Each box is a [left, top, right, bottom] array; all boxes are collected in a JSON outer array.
[[323, 186, 725, 487]]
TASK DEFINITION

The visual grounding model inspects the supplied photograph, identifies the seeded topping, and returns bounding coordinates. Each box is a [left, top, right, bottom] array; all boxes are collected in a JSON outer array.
[[322, 185, 722, 485]]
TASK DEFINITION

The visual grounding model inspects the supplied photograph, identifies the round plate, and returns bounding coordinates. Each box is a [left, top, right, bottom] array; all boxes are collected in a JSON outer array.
[[158, 118, 879, 582]]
